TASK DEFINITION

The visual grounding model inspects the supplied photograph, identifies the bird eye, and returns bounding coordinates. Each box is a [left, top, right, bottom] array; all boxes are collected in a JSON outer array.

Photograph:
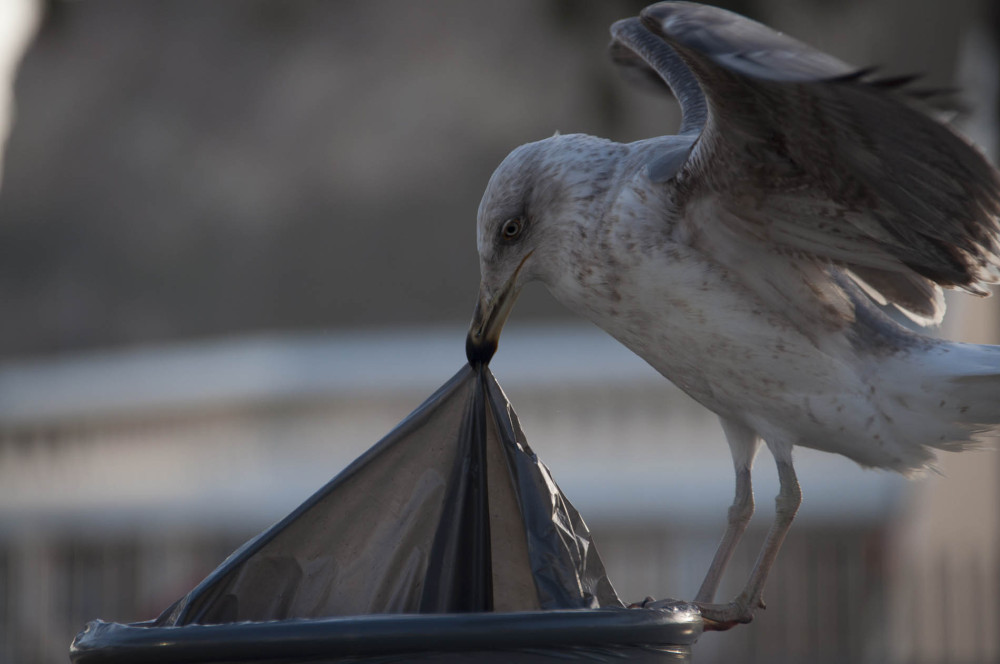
[[501, 217, 525, 240]]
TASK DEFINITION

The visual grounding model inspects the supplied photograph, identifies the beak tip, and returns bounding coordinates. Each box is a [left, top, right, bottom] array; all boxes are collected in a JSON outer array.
[[465, 330, 497, 366]]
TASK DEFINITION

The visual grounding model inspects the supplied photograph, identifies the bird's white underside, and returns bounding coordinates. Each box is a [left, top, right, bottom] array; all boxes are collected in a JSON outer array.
[[531, 141, 997, 474]]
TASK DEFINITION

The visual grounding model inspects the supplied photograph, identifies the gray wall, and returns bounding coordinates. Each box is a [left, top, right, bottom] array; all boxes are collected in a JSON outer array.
[[0, 0, 990, 358]]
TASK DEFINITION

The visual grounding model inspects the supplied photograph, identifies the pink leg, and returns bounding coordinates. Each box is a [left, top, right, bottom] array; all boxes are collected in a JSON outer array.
[[695, 465, 754, 603], [696, 458, 801, 629]]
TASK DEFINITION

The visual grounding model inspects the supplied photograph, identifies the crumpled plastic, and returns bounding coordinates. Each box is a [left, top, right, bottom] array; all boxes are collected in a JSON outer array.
[[156, 363, 621, 625]]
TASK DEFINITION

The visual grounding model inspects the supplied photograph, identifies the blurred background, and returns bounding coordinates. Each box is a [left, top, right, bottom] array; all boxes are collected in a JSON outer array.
[[0, 1, 998, 662]]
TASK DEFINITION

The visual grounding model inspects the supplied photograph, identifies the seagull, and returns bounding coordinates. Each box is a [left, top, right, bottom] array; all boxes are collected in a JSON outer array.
[[465, 1, 1000, 629]]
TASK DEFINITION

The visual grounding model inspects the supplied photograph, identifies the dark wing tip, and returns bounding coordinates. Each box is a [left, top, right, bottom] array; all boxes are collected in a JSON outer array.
[[846, 72, 965, 115]]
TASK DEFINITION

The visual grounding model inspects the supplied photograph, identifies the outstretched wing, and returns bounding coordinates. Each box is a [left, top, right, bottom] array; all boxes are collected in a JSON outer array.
[[610, 2, 1000, 325]]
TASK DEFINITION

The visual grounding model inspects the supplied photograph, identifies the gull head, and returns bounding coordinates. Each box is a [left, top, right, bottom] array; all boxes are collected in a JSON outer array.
[[466, 133, 625, 364]]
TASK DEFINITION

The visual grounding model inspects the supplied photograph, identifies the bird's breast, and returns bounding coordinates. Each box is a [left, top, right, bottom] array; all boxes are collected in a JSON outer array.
[[546, 241, 860, 425]]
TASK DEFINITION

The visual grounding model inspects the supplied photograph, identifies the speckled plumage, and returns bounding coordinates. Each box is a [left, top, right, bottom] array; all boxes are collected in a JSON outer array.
[[467, 2, 1000, 627]]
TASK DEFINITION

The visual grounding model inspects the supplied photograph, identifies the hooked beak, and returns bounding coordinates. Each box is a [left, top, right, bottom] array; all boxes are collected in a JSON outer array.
[[466, 252, 532, 365]]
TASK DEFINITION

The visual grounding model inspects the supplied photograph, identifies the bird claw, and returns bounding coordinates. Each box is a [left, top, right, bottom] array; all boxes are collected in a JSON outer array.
[[629, 595, 758, 631], [693, 598, 760, 631], [627, 596, 658, 609]]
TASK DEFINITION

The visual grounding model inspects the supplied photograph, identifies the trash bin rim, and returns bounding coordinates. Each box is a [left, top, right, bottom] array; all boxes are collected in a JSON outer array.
[[71, 606, 703, 664]]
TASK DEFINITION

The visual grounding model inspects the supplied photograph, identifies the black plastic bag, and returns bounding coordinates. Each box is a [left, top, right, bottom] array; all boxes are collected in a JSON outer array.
[[70, 364, 700, 663], [159, 364, 619, 623]]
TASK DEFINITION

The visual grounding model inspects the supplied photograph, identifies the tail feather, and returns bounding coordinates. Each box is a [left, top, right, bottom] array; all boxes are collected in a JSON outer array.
[[884, 341, 1000, 469]]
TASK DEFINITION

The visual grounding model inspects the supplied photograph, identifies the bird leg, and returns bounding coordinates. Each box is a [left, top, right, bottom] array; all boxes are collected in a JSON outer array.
[[695, 458, 801, 630], [694, 466, 754, 603]]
